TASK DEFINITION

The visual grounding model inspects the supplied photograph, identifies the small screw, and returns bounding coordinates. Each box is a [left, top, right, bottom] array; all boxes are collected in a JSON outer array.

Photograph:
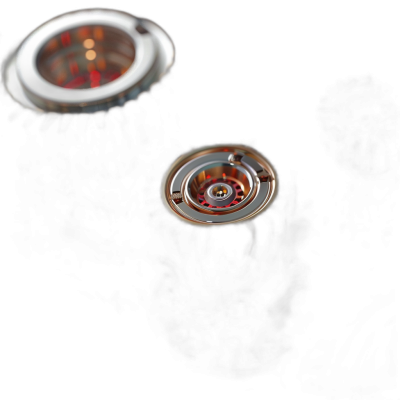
[[229, 153, 243, 163]]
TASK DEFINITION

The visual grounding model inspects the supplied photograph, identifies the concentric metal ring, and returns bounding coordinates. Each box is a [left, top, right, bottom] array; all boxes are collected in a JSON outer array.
[[4, 8, 174, 112], [164, 145, 276, 225]]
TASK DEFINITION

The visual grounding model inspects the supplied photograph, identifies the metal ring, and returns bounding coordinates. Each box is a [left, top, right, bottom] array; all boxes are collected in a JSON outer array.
[[5, 9, 174, 112], [164, 145, 276, 225]]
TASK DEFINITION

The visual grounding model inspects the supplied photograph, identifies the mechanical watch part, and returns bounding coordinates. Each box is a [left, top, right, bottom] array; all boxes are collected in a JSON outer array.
[[143, 144, 315, 378], [4, 10, 176, 296], [164, 145, 276, 225], [0, 9, 176, 226], [4, 8, 174, 112]]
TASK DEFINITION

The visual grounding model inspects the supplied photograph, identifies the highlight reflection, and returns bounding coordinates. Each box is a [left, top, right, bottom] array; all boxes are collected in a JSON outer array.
[[37, 25, 135, 89]]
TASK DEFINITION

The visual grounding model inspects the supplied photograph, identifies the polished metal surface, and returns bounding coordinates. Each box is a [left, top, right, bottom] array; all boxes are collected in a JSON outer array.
[[164, 145, 276, 225], [4, 8, 174, 112], [205, 183, 234, 207]]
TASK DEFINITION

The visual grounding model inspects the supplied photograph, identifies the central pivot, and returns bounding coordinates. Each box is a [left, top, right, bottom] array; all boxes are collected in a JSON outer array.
[[208, 183, 233, 202], [211, 184, 229, 198], [204, 182, 236, 207]]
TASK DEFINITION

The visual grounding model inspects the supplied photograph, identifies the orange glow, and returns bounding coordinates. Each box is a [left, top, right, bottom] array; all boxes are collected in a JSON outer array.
[[61, 32, 71, 47], [68, 60, 79, 75], [121, 67, 128, 75], [83, 38, 95, 49], [56, 70, 67, 85], [85, 50, 96, 61], [222, 173, 226, 178], [77, 27, 91, 39], [96, 58, 106, 71], [46, 38, 58, 52], [93, 27, 104, 40], [87, 62, 96, 72]]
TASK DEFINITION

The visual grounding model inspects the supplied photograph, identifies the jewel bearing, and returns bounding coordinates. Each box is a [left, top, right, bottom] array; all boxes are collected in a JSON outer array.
[[164, 145, 276, 225]]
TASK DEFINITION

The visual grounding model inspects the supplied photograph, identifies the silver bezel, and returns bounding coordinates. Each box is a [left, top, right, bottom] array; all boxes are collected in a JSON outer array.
[[184, 161, 256, 212], [165, 147, 276, 225], [5, 8, 174, 112]]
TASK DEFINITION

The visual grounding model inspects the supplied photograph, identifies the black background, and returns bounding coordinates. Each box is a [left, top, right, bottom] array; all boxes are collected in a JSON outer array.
[[1, 2, 398, 398]]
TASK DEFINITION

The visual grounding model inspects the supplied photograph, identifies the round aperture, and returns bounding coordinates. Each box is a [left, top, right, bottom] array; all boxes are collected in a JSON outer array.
[[188, 163, 253, 209], [37, 25, 135, 89], [6, 9, 175, 112], [164, 145, 276, 225]]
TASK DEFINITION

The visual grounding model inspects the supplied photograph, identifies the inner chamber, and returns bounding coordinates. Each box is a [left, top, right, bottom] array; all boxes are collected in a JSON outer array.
[[189, 164, 252, 209], [37, 25, 135, 89]]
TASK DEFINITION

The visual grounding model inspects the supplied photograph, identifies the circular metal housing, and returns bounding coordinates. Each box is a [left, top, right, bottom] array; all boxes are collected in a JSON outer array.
[[4, 8, 174, 112], [164, 145, 276, 225]]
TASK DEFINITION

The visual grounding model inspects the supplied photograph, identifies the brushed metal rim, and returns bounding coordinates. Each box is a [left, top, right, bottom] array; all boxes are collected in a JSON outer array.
[[164, 145, 276, 225], [7, 8, 174, 112]]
